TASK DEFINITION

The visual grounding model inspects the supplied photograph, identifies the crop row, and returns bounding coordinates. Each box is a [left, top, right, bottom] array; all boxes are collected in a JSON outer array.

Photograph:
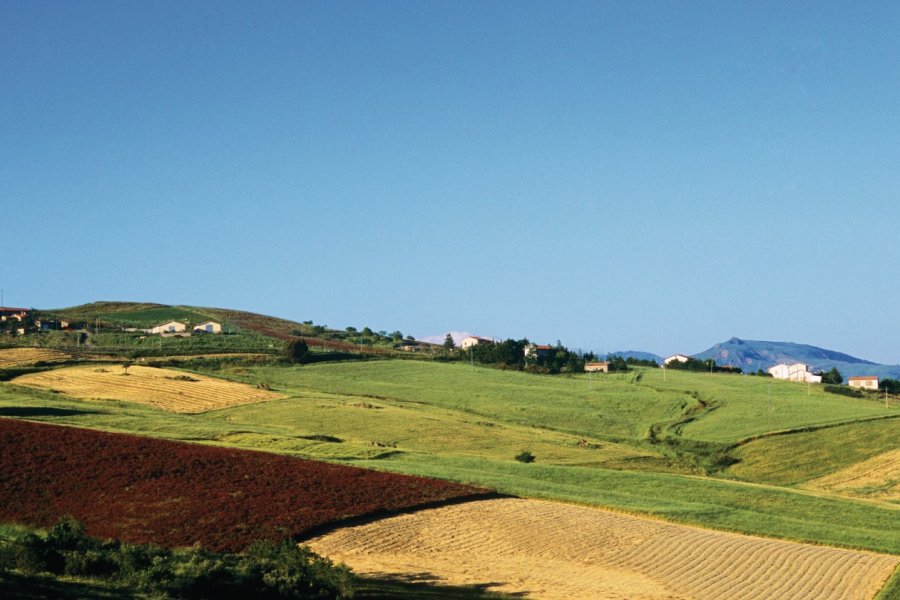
[[0, 419, 491, 552]]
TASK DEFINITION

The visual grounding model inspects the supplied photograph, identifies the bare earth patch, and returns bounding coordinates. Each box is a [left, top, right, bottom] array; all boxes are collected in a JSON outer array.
[[12, 365, 282, 413], [805, 449, 900, 502], [306, 498, 899, 600]]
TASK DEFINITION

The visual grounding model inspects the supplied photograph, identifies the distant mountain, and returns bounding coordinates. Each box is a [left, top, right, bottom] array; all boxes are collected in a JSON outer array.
[[607, 350, 663, 363], [693, 337, 900, 380]]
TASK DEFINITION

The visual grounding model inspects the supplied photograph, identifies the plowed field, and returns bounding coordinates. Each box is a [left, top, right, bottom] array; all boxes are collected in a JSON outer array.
[[0, 419, 491, 552], [12, 364, 281, 412], [0, 347, 71, 368], [307, 498, 899, 600], [806, 449, 900, 502]]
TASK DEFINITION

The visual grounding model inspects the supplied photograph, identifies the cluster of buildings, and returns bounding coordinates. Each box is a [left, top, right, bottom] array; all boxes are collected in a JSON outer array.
[[137, 320, 223, 337]]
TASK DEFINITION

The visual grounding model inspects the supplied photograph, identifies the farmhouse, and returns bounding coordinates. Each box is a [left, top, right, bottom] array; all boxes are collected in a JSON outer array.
[[0, 307, 31, 322], [768, 363, 823, 384], [584, 361, 610, 373], [663, 354, 691, 366], [848, 376, 879, 390], [460, 336, 495, 350], [148, 321, 187, 334], [193, 321, 222, 334], [524, 344, 553, 359]]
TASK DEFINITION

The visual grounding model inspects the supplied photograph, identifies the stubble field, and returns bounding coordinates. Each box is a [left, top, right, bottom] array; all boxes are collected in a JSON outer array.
[[308, 497, 900, 600], [13, 364, 282, 412]]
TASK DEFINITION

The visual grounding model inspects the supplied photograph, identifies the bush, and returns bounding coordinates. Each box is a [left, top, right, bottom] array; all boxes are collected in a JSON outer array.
[[0, 518, 355, 599], [514, 450, 535, 463], [824, 384, 862, 398]]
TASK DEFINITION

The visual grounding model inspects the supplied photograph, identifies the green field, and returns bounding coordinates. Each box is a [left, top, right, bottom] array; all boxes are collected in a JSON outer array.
[[2, 358, 898, 561]]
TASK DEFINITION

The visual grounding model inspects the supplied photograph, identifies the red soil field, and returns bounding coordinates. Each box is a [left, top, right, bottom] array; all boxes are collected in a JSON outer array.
[[0, 419, 490, 552]]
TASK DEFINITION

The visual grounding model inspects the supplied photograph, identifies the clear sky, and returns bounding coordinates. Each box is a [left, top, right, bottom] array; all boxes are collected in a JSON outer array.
[[3, 1, 899, 363]]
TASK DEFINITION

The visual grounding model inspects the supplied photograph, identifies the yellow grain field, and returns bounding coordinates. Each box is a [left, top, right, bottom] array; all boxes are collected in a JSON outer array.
[[306, 498, 899, 600], [805, 449, 900, 502], [13, 365, 283, 413], [0, 347, 72, 368]]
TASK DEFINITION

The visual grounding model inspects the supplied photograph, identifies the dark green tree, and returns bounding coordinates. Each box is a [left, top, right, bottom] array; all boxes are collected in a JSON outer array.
[[821, 367, 843, 384], [285, 338, 310, 364], [443, 333, 455, 350]]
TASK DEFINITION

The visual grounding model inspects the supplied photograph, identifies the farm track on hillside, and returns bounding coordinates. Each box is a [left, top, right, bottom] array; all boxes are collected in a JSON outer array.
[[307, 498, 899, 600], [12, 365, 282, 413]]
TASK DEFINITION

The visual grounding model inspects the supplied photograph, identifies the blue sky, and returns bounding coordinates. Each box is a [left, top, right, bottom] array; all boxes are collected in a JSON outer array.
[[2, 1, 899, 363]]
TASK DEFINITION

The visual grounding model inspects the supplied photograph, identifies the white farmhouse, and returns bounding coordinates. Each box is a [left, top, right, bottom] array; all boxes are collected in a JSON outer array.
[[768, 363, 822, 384], [460, 336, 495, 350], [148, 321, 187, 334], [663, 354, 691, 366], [848, 376, 879, 390], [193, 321, 222, 334]]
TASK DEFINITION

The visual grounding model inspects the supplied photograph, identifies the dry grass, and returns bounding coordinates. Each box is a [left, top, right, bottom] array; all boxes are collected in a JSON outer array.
[[12, 365, 283, 413], [307, 498, 899, 600], [805, 449, 900, 502], [0, 347, 72, 368]]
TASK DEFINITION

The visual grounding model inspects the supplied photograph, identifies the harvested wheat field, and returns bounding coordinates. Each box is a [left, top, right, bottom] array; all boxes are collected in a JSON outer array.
[[0, 347, 71, 368], [806, 449, 900, 502], [12, 365, 282, 413], [306, 498, 899, 600]]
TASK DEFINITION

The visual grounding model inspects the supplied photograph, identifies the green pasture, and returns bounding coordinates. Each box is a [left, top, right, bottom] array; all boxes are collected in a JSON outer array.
[[214, 361, 896, 445], [729, 418, 900, 486], [86, 305, 214, 327]]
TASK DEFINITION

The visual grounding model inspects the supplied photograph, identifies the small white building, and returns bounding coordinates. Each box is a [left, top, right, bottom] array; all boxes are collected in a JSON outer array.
[[149, 320, 187, 334], [848, 376, 879, 390], [768, 363, 822, 384], [460, 336, 495, 350], [585, 361, 610, 373], [663, 354, 691, 366], [193, 321, 222, 334]]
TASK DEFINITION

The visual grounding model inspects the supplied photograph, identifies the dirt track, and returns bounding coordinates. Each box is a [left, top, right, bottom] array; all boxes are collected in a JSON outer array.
[[307, 498, 899, 600]]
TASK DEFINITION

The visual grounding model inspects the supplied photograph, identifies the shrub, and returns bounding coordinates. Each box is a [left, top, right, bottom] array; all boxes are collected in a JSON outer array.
[[515, 450, 535, 463], [824, 385, 863, 398]]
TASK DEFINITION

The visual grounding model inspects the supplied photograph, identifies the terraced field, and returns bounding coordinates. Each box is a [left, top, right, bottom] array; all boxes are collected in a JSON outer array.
[[12, 365, 282, 413], [0, 347, 72, 368], [307, 498, 899, 600]]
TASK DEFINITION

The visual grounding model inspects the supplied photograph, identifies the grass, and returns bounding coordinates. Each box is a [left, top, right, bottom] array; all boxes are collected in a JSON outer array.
[[729, 418, 900, 486]]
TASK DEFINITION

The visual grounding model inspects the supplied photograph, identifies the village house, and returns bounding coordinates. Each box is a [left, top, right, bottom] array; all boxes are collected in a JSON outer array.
[[193, 321, 222, 334], [584, 361, 610, 373], [524, 343, 553, 359], [148, 321, 187, 335], [848, 376, 879, 390], [768, 363, 823, 384], [0, 307, 31, 322], [663, 354, 691, 366], [460, 336, 495, 350]]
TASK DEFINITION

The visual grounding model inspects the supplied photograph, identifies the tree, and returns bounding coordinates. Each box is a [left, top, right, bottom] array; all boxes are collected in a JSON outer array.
[[284, 338, 310, 364], [443, 333, 455, 350], [821, 367, 843, 385]]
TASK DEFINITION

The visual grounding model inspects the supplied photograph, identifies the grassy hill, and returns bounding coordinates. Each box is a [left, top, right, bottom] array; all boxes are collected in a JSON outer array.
[[2, 358, 898, 557]]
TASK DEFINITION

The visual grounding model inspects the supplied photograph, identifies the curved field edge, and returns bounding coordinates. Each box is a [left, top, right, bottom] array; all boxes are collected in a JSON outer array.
[[729, 418, 900, 486], [308, 498, 899, 600], [0, 419, 491, 553], [348, 453, 900, 556]]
